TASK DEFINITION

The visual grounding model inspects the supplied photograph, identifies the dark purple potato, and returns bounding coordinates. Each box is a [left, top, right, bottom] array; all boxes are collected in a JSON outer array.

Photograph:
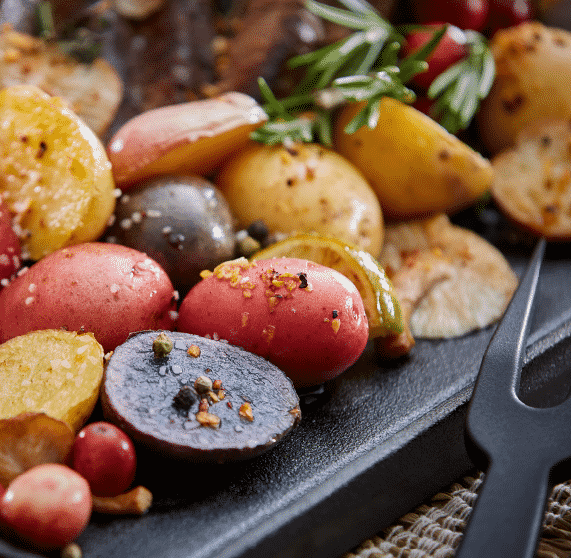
[[105, 175, 236, 296], [101, 331, 301, 462]]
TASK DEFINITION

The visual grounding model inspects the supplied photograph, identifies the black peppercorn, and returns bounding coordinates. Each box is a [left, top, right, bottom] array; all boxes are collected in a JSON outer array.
[[247, 219, 269, 242], [173, 385, 197, 410]]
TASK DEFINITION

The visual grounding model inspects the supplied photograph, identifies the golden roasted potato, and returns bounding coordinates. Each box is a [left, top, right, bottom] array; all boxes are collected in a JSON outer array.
[[216, 141, 384, 256], [477, 22, 571, 154], [491, 118, 571, 240], [0, 85, 116, 260], [0, 330, 104, 432], [333, 97, 494, 220]]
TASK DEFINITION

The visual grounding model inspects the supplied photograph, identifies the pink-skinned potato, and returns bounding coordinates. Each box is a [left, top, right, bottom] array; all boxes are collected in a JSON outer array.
[[0, 199, 21, 285], [177, 257, 369, 387], [0, 243, 177, 353]]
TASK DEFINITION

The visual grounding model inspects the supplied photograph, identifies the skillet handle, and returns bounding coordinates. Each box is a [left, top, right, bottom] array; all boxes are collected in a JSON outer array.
[[455, 453, 551, 558]]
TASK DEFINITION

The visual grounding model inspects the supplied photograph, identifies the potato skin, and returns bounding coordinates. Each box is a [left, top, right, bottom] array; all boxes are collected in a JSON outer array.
[[334, 97, 493, 220], [177, 257, 369, 387], [0, 199, 21, 284], [0, 243, 177, 353], [477, 22, 571, 154], [216, 142, 384, 257]]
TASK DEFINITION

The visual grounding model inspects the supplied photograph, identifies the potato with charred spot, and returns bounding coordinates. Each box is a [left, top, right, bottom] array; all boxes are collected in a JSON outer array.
[[216, 142, 384, 257], [0, 243, 177, 353], [177, 257, 369, 387], [334, 97, 493, 220]]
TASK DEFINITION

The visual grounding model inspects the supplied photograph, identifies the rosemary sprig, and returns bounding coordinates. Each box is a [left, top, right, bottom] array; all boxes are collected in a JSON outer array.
[[427, 30, 495, 134], [252, 0, 495, 146]]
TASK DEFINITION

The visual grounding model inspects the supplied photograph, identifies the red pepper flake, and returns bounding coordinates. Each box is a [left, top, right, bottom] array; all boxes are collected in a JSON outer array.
[[198, 398, 209, 413], [261, 325, 276, 344], [239, 402, 254, 421], [241, 312, 249, 327], [212, 379, 222, 390], [196, 411, 221, 428], [227, 400, 233, 409]]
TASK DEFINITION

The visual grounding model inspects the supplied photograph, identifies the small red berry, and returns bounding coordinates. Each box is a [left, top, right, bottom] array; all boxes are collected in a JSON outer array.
[[413, 0, 490, 32], [403, 23, 468, 91], [487, 0, 534, 37], [71, 422, 136, 497]]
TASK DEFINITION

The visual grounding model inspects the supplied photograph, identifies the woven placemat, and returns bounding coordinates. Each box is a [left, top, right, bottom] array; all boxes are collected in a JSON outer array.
[[343, 471, 571, 558]]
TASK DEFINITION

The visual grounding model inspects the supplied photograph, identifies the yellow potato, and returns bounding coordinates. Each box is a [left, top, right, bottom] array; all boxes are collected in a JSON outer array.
[[216, 141, 384, 256], [334, 98, 494, 220], [477, 22, 571, 154], [0, 85, 116, 260], [0, 330, 104, 432]]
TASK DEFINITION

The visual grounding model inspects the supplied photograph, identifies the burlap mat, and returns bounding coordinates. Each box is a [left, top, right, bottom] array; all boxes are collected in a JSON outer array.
[[343, 472, 571, 558]]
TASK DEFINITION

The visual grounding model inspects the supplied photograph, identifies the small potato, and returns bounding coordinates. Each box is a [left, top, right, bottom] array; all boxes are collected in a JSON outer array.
[[0, 330, 104, 432], [477, 22, 571, 154], [0, 243, 177, 353], [0, 463, 91, 550], [104, 175, 236, 296], [216, 142, 384, 257], [107, 92, 268, 189], [177, 257, 369, 387], [0, 85, 116, 261], [334, 97, 494, 220]]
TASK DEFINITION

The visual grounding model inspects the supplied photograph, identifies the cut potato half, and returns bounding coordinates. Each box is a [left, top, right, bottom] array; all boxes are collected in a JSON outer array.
[[379, 214, 518, 338], [0, 330, 104, 432], [492, 118, 571, 240], [0, 85, 116, 260]]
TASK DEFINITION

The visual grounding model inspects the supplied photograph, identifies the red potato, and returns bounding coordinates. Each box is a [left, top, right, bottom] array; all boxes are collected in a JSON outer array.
[[177, 257, 369, 388], [72, 422, 136, 497], [0, 463, 91, 550], [0, 243, 177, 353], [0, 199, 21, 286]]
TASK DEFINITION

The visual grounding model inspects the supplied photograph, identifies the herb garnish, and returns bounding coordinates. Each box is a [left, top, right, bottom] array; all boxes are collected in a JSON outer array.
[[251, 0, 495, 145]]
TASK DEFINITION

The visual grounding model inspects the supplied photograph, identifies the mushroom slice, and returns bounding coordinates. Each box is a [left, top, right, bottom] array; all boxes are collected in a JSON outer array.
[[379, 214, 518, 339], [491, 118, 571, 241], [0, 25, 123, 137], [0, 413, 74, 488]]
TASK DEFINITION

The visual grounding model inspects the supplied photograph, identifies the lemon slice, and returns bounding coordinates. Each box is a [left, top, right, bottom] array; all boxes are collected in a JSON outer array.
[[0, 85, 116, 260], [252, 233, 403, 339]]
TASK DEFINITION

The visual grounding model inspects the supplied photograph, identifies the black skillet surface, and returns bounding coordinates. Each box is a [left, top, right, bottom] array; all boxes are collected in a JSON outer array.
[[1, 208, 570, 558]]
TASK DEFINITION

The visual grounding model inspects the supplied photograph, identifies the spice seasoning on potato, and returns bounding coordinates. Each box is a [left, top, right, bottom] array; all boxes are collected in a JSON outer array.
[[215, 141, 384, 257], [177, 257, 369, 387], [101, 331, 301, 462], [334, 97, 493, 220]]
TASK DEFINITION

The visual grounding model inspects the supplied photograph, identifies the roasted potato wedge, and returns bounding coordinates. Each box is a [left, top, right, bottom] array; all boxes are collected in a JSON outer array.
[[334, 97, 494, 220]]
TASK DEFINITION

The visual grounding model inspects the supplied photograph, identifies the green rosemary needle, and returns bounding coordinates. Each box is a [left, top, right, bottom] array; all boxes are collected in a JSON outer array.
[[251, 0, 495, 146]]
